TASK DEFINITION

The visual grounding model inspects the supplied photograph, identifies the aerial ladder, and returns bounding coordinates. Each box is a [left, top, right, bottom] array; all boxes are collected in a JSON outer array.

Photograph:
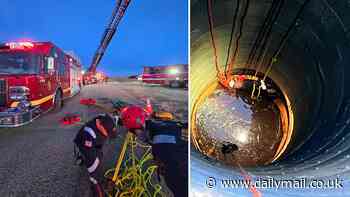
[[86, 0, 131, 80]]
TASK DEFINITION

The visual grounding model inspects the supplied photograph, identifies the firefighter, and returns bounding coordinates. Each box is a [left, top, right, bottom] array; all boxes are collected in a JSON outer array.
[[120, 106, 188, 197], [73, 113, 117, 197]]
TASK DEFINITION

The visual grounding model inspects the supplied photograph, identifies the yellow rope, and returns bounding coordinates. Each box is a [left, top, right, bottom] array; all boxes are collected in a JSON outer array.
[[105, 132, 164, 197], [79, 101, 164, 196], [112, 132, 132, 182]]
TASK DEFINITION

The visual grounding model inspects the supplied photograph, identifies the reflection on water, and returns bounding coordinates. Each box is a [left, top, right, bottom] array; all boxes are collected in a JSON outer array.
[[194, 86, 284, 167]]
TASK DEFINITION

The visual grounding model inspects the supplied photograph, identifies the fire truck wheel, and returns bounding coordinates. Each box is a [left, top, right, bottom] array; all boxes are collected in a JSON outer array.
[[170, 81, 180, 88], [53, 90, 63, 112]]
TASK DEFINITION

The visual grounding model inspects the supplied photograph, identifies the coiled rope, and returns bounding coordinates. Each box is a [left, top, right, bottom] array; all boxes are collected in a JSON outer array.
[[105, 133, 163, 197]]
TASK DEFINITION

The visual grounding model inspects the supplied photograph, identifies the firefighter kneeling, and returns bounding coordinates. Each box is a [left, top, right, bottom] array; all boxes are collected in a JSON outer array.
[[73, 114, 117, 197], [74, 107, 187, 197], [120, 106, 188, 197]]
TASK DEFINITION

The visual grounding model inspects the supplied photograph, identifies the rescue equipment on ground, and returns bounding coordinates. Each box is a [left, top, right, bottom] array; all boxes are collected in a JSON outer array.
[[60, 114, 81, 125], [104, 132, 163, 197]]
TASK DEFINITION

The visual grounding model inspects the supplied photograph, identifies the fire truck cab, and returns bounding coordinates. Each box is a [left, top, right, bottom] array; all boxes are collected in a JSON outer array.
[[141, 64, 188, 88], [0, 41, 82, 127]]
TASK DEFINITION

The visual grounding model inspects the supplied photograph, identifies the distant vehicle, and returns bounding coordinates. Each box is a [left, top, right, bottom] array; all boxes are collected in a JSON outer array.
[[0, 41, 82, 127], [96, 72, 108, 83], [83, 71, 107, 85], [140, 64, 188, 88], [83, 72, 97, 85], [128, 75, 138, 79]]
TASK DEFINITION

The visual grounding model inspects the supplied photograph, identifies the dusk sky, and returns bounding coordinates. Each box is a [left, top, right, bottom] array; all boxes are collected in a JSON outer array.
[[0, 0, 188, 76]]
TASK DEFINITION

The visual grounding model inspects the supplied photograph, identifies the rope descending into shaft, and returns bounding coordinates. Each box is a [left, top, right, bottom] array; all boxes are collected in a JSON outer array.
[[206, 0, 221, 77], [224, 0, 241, 79], [225, 0, 250, 77], [251, 0, 311, 99], [206, 0, 250, 87], [245, 0, 283, 69], [262, 0, 312, 82], [247, 0, 285, 99], [251, 0, 285, 73]]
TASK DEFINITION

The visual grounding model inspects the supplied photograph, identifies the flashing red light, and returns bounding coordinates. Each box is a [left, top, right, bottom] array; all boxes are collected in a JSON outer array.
[[5, 42, 34, 49]]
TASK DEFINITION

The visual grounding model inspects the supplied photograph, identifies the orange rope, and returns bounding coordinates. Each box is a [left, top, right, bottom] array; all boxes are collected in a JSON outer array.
[[207, 0, 221, 77], [236, 161, 262, 197]]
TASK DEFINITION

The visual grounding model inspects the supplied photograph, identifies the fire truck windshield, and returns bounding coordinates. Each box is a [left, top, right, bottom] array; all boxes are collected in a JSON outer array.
[[0, 52, 40, 74]]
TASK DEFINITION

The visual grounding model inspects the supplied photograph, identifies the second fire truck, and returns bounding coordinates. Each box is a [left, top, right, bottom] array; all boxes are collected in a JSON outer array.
[[83, 71, 108, 85], [0, 41, 82, 127], [140, 64, 188, 88]]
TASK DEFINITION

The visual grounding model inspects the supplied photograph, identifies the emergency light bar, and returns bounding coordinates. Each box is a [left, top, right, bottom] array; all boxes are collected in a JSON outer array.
[[169, 68, 179, 75], [5, 42, 34, 49]]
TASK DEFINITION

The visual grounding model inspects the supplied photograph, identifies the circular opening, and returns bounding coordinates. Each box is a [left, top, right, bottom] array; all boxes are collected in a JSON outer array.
[[191, 69, 293, 167]]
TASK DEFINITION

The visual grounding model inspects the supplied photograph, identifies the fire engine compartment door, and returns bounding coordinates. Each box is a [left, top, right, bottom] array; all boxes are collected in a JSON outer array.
[[40, 56, 55, 104], [58, 52, 70, 97], [70, 65, 80, 96]]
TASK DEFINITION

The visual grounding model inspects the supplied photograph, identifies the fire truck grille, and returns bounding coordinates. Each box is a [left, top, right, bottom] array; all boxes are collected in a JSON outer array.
[[0, 79, 7, 107]]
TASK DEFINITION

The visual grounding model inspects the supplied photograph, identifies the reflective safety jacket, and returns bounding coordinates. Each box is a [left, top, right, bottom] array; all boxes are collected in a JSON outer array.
[[73, 119, 108, 166]]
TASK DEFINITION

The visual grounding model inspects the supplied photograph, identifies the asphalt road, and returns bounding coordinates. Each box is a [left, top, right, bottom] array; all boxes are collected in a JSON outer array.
[[0, 81, 188, 197]]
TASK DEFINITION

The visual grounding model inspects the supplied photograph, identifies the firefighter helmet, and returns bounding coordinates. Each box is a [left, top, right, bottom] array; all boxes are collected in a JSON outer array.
[[120, 106, 146, 130]]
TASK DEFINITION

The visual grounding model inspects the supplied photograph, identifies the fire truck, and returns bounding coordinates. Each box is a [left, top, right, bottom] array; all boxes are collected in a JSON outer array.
[[83, 71, 97, 85], [83, 71, 107, 85], [140, 64, 188, 88], [0, 41, 82, 127], [96, 72, 108, 83]]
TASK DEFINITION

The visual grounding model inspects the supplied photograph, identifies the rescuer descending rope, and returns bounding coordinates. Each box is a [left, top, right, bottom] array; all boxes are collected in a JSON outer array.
[[250, 0, 311, 99]]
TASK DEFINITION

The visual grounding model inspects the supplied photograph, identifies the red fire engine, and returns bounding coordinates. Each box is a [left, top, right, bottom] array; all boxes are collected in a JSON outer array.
[[0, 41, 82, 127], [140, 64, 188, 88], [96, 72, 108, 83], [83, 71, 107, 85], [83, 71, 97, 85]]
